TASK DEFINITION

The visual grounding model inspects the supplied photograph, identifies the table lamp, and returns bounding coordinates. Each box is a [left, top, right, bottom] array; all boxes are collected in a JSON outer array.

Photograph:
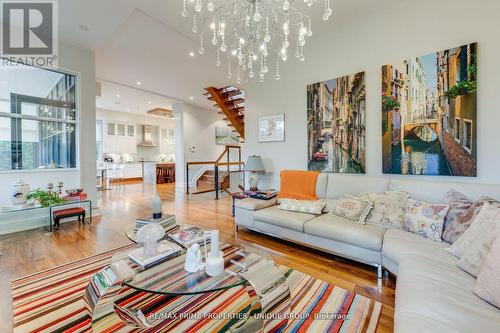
[[245, 155, 265, 191]]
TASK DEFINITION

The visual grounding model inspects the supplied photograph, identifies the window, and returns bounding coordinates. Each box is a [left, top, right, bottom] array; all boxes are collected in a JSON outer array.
[[107, 123, 115, 135], [454, 118, 461, 142], [463, 120, 473, 152], [117, 124, 125, 136], [0, 61, 77, 171], [127, 125, 135, 137]]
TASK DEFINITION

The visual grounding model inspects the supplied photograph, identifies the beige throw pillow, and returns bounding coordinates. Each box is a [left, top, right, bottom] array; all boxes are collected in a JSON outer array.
[[447, 203, 500, 260], [473, 235, 500, 309], [360, 191, 409, 229], [457, 204, 500, 277], [328, 195, 373, 224], [278, 199, 326, 215]]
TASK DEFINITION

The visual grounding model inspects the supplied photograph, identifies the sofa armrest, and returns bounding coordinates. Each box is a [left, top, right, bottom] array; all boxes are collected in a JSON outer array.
[[235, 197, 277, 211]]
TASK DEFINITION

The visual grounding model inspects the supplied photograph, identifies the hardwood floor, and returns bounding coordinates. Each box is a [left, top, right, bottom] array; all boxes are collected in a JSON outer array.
[[0, 182, 396, 332]]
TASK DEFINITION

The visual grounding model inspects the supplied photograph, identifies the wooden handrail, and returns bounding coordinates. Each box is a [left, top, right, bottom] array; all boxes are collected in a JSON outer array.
[[216, 162, 244, 166], [186, 161, 215, 166]]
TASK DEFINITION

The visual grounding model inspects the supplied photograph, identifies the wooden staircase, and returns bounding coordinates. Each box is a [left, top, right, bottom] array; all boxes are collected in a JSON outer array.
[[194, 170, 230, 195], [205, 86, 245, 141], [186, 145, 244, 199]]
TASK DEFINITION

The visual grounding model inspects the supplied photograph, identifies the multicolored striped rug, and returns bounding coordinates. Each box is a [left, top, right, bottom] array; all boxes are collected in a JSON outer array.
[[12, 244, 381, 333]]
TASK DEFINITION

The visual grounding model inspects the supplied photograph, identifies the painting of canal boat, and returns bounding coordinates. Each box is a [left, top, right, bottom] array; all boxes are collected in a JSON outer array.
[[382, 43, 477, 177], [307, 72, 366, 174]]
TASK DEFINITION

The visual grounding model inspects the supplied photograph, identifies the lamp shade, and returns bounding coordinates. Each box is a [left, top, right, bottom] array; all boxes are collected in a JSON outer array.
[[245, 155, 265, 172]]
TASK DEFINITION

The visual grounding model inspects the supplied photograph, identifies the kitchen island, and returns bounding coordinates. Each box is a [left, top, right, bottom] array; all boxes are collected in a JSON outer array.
[[141, 161, 159, 184]]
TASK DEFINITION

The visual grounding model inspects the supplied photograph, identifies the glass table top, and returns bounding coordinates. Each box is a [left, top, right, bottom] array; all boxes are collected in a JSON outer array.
[[110, 242, 273, 296]]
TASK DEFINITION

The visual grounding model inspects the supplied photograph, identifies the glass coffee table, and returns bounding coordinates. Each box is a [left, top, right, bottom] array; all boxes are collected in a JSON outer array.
[[85, 239, 291, 332]]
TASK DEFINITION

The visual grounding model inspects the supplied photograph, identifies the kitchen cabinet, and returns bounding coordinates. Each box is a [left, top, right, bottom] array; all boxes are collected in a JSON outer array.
[[104, 121, 137, 154]]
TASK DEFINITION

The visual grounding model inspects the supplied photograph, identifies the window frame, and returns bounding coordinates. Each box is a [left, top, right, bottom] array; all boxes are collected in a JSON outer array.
[[454, 117, 461, 143], [0, 61, 80, 173], [463, 119, 473, 154]]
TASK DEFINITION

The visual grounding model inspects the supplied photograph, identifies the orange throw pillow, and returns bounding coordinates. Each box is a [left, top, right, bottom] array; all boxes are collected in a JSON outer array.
[[278, 170, 320, 201]]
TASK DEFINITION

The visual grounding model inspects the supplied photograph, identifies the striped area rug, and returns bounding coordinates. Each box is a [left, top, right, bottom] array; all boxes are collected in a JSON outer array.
[[12, 245, 381, 333]]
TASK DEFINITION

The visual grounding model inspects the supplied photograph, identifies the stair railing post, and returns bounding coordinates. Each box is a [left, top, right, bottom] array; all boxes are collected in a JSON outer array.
[[227, 147, 230, 172], [215, 164, 219, 200], [186, 163, 189, 194], [238, 147, 242, 172]]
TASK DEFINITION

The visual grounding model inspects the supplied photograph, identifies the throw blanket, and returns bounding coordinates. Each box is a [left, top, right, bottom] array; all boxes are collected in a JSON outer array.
[[278, 170, 320, 201]]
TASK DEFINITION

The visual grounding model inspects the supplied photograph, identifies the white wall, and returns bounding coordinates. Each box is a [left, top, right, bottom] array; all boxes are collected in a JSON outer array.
[[244, 0, 500, 189], [0, 43, 96, 234]]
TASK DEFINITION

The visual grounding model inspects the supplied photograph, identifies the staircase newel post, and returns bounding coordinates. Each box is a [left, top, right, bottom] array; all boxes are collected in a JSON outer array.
[[215, 164, 219, 200], [186, 163, 189, 194], [227, 148, 230, 172]]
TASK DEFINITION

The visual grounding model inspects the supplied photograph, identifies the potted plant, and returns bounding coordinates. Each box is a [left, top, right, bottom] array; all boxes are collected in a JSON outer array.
[[26, 189, 65, 207]]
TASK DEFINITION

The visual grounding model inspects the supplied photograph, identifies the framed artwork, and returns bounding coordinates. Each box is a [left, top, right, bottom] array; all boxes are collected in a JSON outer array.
[[382, 43, 477, 176], [258, 114, 285, 142], [215, 126, 239, 145], [307, 72, 366, 173]]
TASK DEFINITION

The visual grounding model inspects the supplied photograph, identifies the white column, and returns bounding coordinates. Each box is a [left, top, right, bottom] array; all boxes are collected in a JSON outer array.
[[173, 103, 185, 189]]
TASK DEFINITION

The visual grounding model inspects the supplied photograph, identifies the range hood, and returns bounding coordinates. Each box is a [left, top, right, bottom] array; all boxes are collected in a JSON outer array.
[[137, 125, 157, 147]]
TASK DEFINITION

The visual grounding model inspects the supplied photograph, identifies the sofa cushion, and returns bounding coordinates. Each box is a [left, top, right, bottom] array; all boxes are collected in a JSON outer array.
[[253, 206, 316, 232], [395, 254, 500, 333], [382, 229, 454, 268], [235, 197, 277, 211], [304, 214, 385, 252], [278, 199, 326, 215]]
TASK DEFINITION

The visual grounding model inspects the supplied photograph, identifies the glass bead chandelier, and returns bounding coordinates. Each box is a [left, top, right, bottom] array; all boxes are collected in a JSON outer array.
[[181, 0, 333, 83]]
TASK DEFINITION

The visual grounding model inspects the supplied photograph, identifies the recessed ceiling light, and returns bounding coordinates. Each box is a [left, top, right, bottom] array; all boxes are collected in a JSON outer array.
[[189, 51, 195, 57], [189, 96, 194, 100], [116, 94, 120, 98], [79, 24, 90, 32], [97, 104, 101, 108], [148, 101, 152, 105], [136, 81, 142, 86], [126, 109, 130, 112]]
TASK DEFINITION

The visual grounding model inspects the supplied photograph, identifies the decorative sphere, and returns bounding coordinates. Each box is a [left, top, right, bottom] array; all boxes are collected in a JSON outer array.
[[136, 224, 165, 243], [253, 12, 261, 22], [207, 1, 215, 12]]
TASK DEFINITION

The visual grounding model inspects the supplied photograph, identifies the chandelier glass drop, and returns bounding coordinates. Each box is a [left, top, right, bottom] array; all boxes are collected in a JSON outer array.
[[181, 0, 333, 83]]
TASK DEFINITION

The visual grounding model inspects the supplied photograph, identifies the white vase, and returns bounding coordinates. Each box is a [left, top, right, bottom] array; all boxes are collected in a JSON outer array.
[[11, 180, 30, 205]]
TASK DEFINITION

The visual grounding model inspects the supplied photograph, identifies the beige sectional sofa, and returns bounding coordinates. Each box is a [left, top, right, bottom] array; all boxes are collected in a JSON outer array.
[[234, 174, 500, 333]]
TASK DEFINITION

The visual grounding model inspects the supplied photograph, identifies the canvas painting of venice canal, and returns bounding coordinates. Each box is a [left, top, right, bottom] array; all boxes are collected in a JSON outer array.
[[307, 72, 366, 174], [382, 43, 477, 177]]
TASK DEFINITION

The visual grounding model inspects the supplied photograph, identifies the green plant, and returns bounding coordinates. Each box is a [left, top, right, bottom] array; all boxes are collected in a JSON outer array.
[[382, 95, 400, 111], [26, 189, 64, 207], [444, 80, 477, 99], [445, 55, 477, 99]]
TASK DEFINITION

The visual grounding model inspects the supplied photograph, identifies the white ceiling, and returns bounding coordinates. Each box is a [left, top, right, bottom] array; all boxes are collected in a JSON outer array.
[[96, 80, 179, 115], [58, 0, 402, 111]]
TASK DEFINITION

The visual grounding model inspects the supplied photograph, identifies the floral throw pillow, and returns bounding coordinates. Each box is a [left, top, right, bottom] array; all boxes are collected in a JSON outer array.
[[442, 194, 500, 244], [328, 195, 373, 224], [278, 199, 326, 215], [441, 190, 474, 244], [404, 199, 450, 242], [360, 191, 409, 229]]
